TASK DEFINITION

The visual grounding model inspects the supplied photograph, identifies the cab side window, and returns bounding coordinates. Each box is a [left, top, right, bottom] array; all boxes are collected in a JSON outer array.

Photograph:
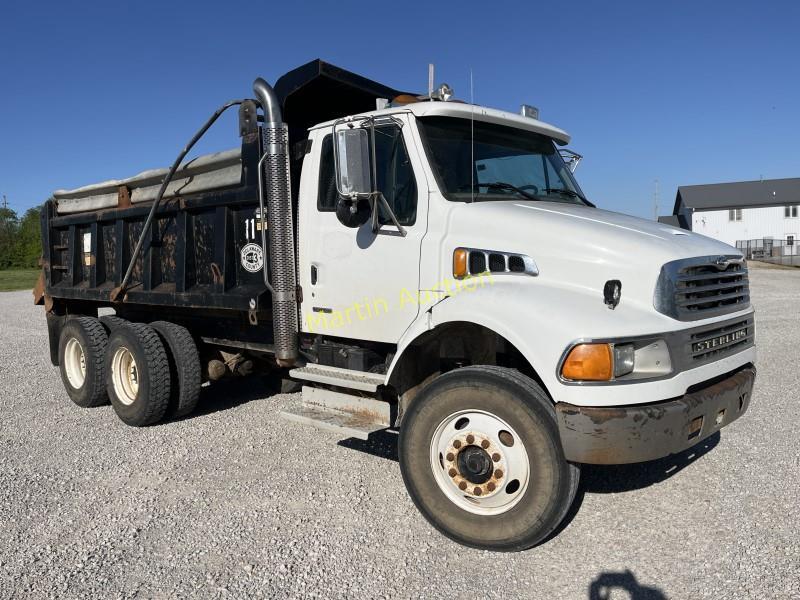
[[373, 126, 417, 225], [317, 126, 417, 226], [317, 135, 338, 211]]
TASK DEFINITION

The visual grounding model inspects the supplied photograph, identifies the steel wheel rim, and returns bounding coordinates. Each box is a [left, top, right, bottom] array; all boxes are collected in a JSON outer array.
[[111, 346, 139, 406], [64, 337, 86, 389], [430, 409, 530, 515]]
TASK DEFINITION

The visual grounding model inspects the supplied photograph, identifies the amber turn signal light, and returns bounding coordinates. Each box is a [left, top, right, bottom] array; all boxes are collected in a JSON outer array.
[[561, 343, 613, 381], [453, 248, 468, 279]]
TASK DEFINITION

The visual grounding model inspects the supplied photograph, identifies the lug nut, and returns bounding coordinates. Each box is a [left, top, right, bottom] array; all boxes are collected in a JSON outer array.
[[473, 487, 482, 496], [466, 434, 475, 444], [458, 481, 467, 491], [481, 439, 490, 449], [487, 482, 496, 492], [492, 453, 501, 462], [453, 440, 462, 449], [446, 452, 455, 462], [494, 469, 503, 479], [448, 468, 457, 478]]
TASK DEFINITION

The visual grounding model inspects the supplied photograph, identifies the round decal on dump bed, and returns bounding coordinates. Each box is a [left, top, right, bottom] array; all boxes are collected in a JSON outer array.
[[240, 243, 264, 273]]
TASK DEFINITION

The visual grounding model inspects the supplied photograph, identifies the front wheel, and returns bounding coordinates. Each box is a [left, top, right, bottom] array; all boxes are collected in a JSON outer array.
[[399, 366, 580, 551]]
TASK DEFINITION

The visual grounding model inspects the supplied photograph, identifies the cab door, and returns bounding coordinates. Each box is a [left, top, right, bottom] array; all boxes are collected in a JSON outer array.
[[298, 115, 429, 343]]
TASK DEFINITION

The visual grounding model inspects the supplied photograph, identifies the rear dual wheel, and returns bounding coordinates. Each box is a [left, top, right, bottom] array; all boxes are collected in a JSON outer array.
[[58, 317, 110, 408], [150, 321, 201, 418], [106, 323, 172, 426], [399, 365, 580, 551], [59, 316, 200, 426]]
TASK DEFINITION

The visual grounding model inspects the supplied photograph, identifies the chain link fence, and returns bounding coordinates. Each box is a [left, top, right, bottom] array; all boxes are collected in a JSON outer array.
[[736, 238, 799, 267]]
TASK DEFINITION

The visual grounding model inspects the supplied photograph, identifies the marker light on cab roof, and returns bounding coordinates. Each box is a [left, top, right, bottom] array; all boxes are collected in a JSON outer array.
[[520, 104, 539, 119]]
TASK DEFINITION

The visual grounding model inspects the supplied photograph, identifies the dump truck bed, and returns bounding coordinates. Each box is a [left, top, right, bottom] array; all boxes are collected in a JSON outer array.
[[40, 135, 267, 312]]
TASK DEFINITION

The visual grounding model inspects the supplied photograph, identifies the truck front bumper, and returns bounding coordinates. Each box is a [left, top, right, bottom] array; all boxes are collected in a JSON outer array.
[[555, 365, 756, 465]]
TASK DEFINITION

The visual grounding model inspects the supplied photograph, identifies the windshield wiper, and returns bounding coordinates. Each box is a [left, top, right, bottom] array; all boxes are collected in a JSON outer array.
[[471, 182, 540, 201], [544, 187, 593, 206]]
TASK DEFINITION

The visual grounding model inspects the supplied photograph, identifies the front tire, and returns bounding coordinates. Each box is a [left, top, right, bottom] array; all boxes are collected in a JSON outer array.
[[105, 323, 171, 426], [399, 365, 580, 551]]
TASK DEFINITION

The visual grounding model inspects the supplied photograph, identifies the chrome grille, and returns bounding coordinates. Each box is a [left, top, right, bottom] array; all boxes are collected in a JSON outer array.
[[654, 256, 750, 321], [687, 318, 754, 363], [666, 315, 755, 372]]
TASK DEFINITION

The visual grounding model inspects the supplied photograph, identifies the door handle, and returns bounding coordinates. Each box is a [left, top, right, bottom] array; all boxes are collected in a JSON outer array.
[[311, 264, 318, 285]]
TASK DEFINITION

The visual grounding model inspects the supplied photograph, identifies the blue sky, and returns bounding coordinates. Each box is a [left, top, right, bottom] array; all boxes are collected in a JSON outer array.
[[1, 0, 798, 218]]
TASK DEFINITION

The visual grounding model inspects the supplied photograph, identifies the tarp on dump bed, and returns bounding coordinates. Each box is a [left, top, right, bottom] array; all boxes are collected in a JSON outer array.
[[53, 148, 242, 214]]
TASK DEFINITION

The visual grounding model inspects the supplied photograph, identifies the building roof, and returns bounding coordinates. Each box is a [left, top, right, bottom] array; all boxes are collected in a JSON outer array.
[[657, 215, 681, 227], [657, 213, 691, 229], [675, 177, 800, 213]]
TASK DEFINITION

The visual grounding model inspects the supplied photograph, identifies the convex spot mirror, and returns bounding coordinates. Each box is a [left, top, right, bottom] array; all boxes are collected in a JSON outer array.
[[335, 197, 371, 228]]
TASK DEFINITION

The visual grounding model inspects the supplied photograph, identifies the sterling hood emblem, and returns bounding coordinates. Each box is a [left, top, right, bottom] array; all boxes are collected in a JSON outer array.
[[714, 256, 730, 268]]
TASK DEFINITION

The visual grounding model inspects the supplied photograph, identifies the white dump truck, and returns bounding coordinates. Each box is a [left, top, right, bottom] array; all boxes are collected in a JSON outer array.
[[37, 60, 756, 550]]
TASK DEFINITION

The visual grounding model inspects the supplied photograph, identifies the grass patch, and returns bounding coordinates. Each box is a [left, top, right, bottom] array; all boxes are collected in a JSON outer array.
[[0, 269, 40, 292]]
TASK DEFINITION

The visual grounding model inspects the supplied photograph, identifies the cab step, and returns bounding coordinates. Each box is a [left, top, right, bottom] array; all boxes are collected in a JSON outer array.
[[289, 364, 386, 392], [279, 386, 392, 440]]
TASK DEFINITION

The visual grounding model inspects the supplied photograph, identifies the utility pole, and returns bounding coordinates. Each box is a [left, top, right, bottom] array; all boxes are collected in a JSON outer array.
[[1, 195, 7, 210], [653, 179, 659, 221]]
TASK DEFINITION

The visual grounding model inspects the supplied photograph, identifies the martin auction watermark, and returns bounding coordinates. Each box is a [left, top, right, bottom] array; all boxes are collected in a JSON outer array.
[[304, 271, 495, 332]]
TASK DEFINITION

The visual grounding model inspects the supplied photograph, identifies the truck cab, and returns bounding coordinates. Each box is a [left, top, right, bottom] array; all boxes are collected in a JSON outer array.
[[39, 60, 756, 551]]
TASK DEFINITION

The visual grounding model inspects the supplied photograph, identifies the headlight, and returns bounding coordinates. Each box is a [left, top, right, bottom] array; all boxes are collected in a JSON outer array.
[[613, 344, 635, 377], [561, 339, 672, 382]]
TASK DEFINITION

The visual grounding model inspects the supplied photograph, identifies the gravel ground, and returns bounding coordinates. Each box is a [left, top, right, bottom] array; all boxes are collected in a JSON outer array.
[[1, 266, 798, 599]]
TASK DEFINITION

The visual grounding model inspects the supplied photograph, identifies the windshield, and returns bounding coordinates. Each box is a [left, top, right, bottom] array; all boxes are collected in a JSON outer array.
[[417, 116, 589, 205]]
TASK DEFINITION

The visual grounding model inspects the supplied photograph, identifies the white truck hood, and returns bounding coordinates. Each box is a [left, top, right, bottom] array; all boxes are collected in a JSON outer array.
[[444, 200, 741, 314]]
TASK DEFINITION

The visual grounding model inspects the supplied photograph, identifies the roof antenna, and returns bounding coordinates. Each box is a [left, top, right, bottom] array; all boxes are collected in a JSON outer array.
[[653, 178, 659, 221], [428, 63, 434, 100]]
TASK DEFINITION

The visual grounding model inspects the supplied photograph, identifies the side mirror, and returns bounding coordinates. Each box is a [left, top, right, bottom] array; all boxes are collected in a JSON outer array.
[[335, 128, 373, 197], [331, 115, 409, 235]]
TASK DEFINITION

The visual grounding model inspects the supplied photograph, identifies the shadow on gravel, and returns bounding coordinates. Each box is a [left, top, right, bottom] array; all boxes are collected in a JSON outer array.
[[331, 423, 721, 555], [338, 429, 399, 461], [190, 377, 277, 419], [338, 430, 721, 495], [588, 570, 668, 599], [581, 431, 721, 494], [337, 430, 721, 546]]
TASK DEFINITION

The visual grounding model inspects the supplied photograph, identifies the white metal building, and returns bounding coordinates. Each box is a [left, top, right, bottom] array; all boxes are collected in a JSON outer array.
[[659, 178, 800, 251]]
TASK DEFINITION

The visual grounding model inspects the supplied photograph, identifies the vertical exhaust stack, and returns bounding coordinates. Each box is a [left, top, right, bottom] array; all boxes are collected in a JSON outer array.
[[253, 78, 299, 365]]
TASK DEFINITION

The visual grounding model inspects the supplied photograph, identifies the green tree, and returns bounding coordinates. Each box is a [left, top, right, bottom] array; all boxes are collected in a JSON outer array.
[[0, 205, 42, 269], [0, 207, 19, 270], [15, 207, 42, 268]]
